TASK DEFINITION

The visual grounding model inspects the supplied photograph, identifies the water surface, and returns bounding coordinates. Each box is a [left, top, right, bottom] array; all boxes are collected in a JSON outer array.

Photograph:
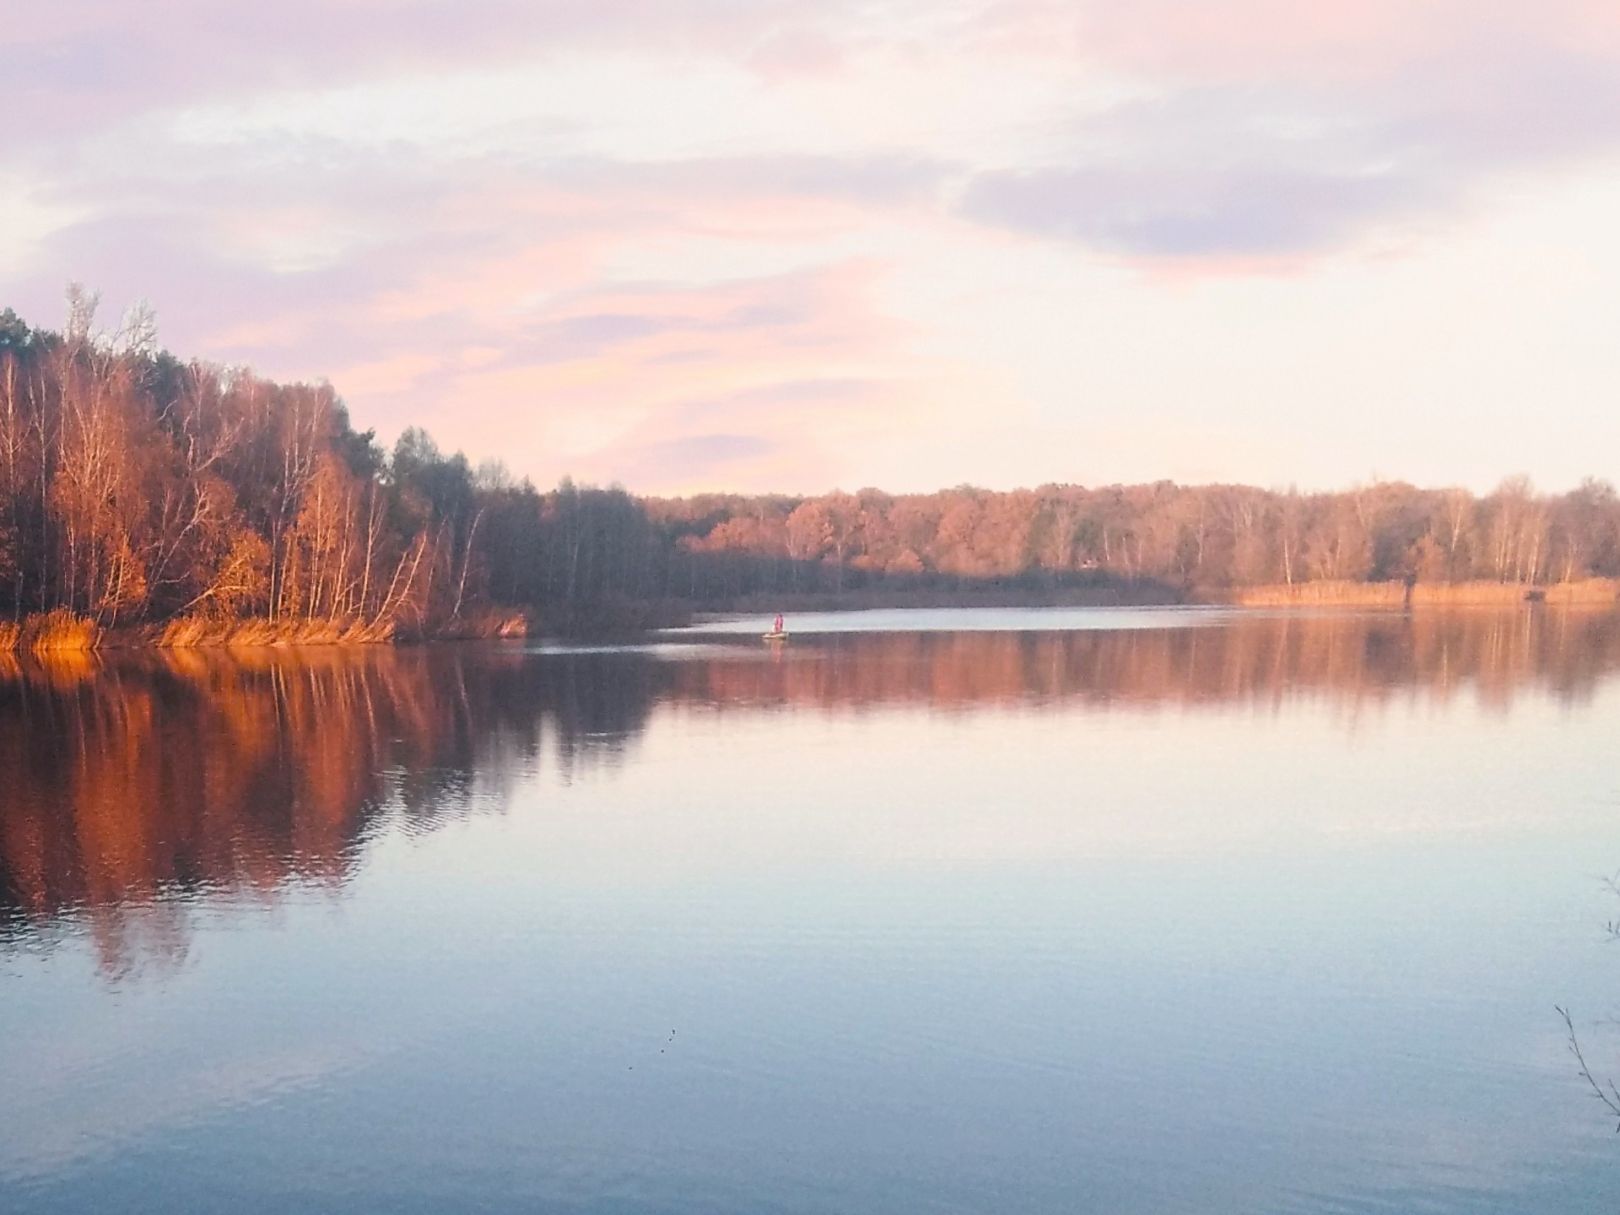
[[3, 607, 1620, 1213]]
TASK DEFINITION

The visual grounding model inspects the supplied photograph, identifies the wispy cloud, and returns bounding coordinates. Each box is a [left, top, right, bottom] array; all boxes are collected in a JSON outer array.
[[959, 5, 1620, 260]]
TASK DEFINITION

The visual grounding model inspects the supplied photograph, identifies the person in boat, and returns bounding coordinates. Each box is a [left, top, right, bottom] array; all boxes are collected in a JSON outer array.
[[772, 613, 785, 634]]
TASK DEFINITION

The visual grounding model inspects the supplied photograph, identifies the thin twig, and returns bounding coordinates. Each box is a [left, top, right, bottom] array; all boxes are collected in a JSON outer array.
[[1557, 1005, 1620, 1132]]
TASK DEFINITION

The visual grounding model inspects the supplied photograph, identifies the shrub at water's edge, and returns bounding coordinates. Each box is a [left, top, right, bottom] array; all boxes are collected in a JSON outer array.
[[420, 608, 532, 641]]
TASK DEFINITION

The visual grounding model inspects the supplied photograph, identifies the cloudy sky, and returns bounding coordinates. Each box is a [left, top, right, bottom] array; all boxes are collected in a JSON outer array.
[[3, 1, 1618, 495]]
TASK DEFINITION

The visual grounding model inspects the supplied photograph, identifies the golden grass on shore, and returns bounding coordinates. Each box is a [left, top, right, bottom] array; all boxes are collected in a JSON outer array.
[[2, 608, 533, 651], [148, 616, 398, 648], [0, 608, 103, 652], [1233, 579, 1620, 608], [146, 608, 528, 647]]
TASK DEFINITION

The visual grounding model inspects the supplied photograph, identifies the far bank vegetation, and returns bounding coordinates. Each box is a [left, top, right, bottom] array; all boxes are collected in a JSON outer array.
[[2, 292, 1618, 648]]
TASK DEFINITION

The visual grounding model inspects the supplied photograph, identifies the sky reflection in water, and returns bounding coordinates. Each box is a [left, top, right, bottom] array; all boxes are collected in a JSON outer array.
[[3, 608, 1620, 1213]]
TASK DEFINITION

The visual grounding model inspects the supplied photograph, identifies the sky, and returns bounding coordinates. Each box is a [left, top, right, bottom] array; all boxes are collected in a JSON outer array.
[[2, 1, 1619, 497]]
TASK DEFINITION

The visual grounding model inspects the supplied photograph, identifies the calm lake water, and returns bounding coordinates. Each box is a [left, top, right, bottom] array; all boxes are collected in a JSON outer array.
[[4, 607, 1620, 1213]]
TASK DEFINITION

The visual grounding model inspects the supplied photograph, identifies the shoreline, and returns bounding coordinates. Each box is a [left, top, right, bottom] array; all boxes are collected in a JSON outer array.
[[1223, 577, 1619, 609], [3, 579, 1617, 653], [0, 609, 531, 655], [694, 577, 1619, 616]]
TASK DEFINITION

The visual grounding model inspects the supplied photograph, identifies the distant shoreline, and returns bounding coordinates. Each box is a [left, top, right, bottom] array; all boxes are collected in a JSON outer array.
[[1222, 577, 1619, 609], [697, 577, 1618, 616], [4, 579, 1616, 654]]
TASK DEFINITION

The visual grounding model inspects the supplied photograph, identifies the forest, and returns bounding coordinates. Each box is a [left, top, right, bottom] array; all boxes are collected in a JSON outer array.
[[1, 297, 1617, 643]]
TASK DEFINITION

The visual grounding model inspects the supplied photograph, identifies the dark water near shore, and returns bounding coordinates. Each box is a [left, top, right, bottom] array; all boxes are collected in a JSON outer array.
[[4, 608, 1620, 1213]]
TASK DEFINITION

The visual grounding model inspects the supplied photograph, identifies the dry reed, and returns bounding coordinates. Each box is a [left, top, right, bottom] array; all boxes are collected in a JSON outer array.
[[0, 609, 103, 652], [2, 608, 532, 651], [1233, 579, 1620, 608], [145, 608, 527, 647], [150, 615, 399, 648]]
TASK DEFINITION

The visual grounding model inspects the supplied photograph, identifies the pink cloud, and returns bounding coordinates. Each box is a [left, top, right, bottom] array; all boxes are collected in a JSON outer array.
[[980, 0, 1620, 82], [7, 0, 1620, 495], [0, 1, 882, 146], [192, 245, 938, 493], [2, 106, 960, 490], [953, 0, 1620, 260]]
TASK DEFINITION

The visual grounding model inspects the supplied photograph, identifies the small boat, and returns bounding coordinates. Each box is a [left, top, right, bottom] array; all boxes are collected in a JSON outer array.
[[762, 631, 789, 642]]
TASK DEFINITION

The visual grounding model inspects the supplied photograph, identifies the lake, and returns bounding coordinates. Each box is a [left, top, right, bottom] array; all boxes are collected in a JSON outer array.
[[3, 607, 1620, 1213]]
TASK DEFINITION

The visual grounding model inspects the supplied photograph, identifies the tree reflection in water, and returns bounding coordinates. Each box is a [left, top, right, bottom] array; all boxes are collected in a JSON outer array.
[[3, 608, 1619, 978]]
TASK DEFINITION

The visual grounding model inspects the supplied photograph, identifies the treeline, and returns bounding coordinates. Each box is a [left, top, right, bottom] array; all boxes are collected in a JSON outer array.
[[0, 298, 501, 638], [650, 475, 1620, 603], [2, 298, 1618, 640]]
